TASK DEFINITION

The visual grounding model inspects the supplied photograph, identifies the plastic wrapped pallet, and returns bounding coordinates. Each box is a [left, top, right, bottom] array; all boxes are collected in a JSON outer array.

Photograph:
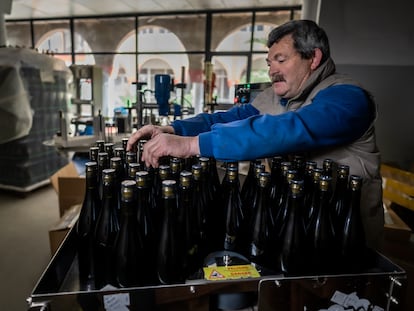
[[0, 47, 72, 191]]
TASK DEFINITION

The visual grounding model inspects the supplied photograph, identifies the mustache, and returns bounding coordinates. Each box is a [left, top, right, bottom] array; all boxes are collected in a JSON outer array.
[[271, 74, 285, 83]]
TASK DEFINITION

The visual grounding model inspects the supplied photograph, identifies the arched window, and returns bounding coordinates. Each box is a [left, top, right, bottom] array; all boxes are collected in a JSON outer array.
[[36, 29, 94, 66]]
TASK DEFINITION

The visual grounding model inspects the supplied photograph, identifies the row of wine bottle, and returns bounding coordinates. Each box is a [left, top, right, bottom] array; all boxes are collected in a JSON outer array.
[[76, 139, 368, 290]]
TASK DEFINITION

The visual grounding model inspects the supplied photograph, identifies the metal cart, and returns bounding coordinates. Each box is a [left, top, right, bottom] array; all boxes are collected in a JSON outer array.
[[27, 226, 407, 311]]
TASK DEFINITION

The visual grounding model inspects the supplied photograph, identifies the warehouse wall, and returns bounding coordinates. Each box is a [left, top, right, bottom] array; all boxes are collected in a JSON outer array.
[[317, 0, 414, 170]]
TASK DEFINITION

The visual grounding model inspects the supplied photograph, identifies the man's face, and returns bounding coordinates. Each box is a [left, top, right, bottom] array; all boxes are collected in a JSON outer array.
[[266, 35, 314, 99]]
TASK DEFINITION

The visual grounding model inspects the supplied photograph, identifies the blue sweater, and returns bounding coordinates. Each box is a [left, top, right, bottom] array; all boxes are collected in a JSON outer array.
[[172, 84, 373, 162]]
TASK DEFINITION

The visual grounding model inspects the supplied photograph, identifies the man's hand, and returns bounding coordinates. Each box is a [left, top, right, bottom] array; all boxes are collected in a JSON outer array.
[[142, 134, 200, 168], [126, 125, 174, 152]]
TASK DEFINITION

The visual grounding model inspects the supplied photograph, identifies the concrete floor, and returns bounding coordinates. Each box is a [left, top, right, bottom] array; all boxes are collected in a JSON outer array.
[[0, 184, 60, 311]]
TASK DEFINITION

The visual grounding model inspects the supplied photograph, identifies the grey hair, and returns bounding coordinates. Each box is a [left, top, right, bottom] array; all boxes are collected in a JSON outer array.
[[267, 20, 330, 63]]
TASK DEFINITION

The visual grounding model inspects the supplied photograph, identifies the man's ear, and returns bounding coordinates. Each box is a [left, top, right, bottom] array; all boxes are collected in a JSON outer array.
[[310, 48, 323, 70]]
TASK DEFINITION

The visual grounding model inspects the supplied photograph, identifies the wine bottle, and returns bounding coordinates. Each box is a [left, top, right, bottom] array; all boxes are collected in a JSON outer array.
[[277, 179, 307, 275], [97, 151, 109, 201], [136, 170, 157, 284], [240, 160, 262, 207], [177, 170, 200, 278], [340, 175, 367, 271], [96, 139, 105, 152], [248, 171, 275, 270], [304, 167, 323, 231], [269, 156, 284, 217], [104, 142, 114, 160], [274, 167, 297, 241], [307, 175, 338, 274], [94, 168, 120, 289], [170, 157, 183, 182], [191, 163, 209, 258], [157, 180, 184, 284], [89, 146, 99, 162], [113, 180, 146, 287], [331, 164, 350, 241], [113, 147, 126, 179], [125, 151, 138, 180], [222, 166, 245, 254], [76, 161, 100, 290], [127, 162, 141, 180], [110, 156, 123, 216]]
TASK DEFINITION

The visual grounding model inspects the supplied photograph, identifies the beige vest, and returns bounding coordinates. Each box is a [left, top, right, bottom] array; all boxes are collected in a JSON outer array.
[[252, 59, 384, 249]]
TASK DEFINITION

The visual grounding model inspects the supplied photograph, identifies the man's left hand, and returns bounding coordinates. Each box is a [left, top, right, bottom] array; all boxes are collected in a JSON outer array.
[[141, 134, 200, 168]]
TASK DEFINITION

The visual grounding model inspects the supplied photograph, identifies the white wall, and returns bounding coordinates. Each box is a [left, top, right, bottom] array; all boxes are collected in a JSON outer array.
[[318, 0, 414, 169]]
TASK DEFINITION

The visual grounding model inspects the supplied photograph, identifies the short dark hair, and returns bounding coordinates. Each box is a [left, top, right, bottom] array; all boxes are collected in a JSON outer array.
[[267, 20, 330, 64]]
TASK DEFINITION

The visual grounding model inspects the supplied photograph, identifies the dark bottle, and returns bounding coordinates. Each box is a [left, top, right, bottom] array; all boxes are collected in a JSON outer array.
[[304, 167, 323, 231], [137, 139, 148, 170], [170, 157, 183, 182], [199, 157, 223, 253], [89, 146, 99, 162], [240, 159, 262, 207], [307, 175, 337, 274], [110, 157, 123, 216], [157, 180, 184, 284], [121, 137, 129, 152], [177, 170, 200, 278], [125, 151, 138, 180], [222, 162, 240, 191], [191, 163, 209, 258], [292, 155, 306, 180], [331, 164, 350, 240], [104, 142, 114, 160], [303, 161, 317, 208], [274, 167, 297, 241], [135, 170, 157, 284], [208, 157, 222, 200], [97, 152, 109, 201], [76, 161, 100, 289], [94, 168, 120, 289], [153, 165, 172, 222], [322, 159, 335, 178], [269, 156, 284, 211], [248, 171, 275, 270], [222, 166, 245, 254], [340, 175, 367, 270], [277, 179, 307, 275], [96, 139, 105, 152], [114, 147, 126, 179], [127, 162, 141, 180], [113, 180, 146, 288]]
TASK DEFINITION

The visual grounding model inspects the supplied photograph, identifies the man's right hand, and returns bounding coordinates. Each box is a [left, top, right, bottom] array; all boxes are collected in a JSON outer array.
[[126, 124, 175, 152]]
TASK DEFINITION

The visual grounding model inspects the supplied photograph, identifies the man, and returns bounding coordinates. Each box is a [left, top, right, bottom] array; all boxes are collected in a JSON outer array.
[[127, 20, 383, 249]]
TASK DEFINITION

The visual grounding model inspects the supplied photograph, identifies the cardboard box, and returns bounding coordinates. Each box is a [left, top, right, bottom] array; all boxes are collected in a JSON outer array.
[[50, 162, 85, 216], [383, 199, 412, 242], [49, 204, 81, 256]]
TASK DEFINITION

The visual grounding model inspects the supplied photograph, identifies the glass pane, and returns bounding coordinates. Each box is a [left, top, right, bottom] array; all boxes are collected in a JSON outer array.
[[212, 12, 253, 52], [110, 54, 137, 116], [249, 53, 271, 84], [138, 14, 205, 52], [5, 21, 32, 48], [212, 56, 248, 104], [253, 11, 299, 51], [74, 17, 136, 53], [54, 54, 73, 67], [33, 20, 71, 53]]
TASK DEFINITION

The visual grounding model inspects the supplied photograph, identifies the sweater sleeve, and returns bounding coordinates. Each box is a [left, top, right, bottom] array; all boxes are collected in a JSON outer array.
[[171, 103, 259, 136], [199, 85, 374, 161]]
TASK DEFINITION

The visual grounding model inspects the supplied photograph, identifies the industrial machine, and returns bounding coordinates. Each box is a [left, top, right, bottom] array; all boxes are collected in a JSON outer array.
[[234, 82, 271, 105]]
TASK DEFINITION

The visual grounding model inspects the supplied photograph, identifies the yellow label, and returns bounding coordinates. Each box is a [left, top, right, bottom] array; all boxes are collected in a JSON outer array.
[[203, 264, 260, 281]]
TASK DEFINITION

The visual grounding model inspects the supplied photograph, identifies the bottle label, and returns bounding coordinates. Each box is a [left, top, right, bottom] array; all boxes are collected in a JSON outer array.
[[203, 264, 260, 281]]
